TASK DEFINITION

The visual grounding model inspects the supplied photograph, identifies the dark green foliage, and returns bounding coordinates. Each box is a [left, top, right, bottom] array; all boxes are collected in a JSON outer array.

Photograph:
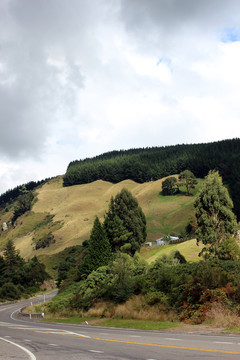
[[63, 138, 240, 219], [78, 217, 112, 279], [0, 282, 21, 300], [185, 216, 197, 238], [162, 176, 179, 195], [23, 256, 49, 286], [53, 246, 85, 290], [70, 266, 111, 310], [216, 236, 240, 261], [49, 246, 240, 325], [107, 253, 135, 303], [0, 241, 49, 300], [35, 233, 55, 249], [12, 187, 34, 223], [194, 170, 238, 258], [179, 170, 198, 195], [70, 253, 148, 310], [3, 239, 23, 271], [104, 189, 146, 256], [173, 250, 187, 264]]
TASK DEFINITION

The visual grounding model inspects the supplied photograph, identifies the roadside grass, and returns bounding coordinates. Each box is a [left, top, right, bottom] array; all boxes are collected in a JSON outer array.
[[93, 318, 182, 330], [223, 327, 240, 334], [41, 315, 182, 330], [43, 315, 97, 324]]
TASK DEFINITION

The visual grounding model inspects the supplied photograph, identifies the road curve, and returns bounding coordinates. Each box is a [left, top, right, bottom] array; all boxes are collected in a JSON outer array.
[[1, 294, 240, 359]]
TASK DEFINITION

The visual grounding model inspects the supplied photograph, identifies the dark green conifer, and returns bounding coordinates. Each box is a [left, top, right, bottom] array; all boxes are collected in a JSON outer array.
[[79, 217, 112, 278], [194, 170, 238, 258], [104, 188, 146, 255]]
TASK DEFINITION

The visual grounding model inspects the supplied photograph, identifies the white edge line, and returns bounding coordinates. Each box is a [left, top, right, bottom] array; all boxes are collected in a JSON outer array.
[[0, 336, 36, 360], [10, 308, 22, 321]]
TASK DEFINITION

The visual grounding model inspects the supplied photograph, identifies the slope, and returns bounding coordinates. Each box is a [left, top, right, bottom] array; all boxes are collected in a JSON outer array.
[[0, 175, 199, 263]]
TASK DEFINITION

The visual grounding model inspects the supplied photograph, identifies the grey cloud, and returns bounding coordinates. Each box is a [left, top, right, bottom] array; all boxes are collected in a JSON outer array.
[[0, 0, 104, 159], [119, 0, 240, 40]]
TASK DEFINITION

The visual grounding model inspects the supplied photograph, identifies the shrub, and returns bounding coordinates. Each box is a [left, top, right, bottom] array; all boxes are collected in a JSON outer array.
[[35, 233, 55, 249]]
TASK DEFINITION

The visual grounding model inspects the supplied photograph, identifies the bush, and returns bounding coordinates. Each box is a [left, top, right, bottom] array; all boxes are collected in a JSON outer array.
[[35, 233, 55, 249], [0, 282, 21, 300]]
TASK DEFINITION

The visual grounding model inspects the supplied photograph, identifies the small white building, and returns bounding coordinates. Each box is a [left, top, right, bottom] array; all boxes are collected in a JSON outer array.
[[156, 236, 179, 246]]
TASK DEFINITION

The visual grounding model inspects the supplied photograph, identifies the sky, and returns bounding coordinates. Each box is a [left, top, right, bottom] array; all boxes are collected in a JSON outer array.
[[1, 0, 240, 194]]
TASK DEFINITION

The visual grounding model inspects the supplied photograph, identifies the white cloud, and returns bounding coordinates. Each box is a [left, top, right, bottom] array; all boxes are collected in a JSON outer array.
[[0, 0, 240, 193]]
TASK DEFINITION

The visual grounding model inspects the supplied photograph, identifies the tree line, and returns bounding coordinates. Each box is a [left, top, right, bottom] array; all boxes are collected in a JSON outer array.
[[0, 178, 49, 210], [63, 138, 240, 220]]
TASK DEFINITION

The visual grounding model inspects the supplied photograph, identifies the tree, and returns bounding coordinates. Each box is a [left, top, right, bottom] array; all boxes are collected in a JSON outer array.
[[3, 240, 23, 271], [78, 217, 112, 278], [194, 170, 238, 258], [12, 186, 34, 223], [161, 177, 179, 195], [179, 170, 197, 195], [104, 188, 147, 256]]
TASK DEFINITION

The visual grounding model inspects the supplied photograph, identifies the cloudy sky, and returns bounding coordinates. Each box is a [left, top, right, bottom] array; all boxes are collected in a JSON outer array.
[[1, 0, 240, 194]]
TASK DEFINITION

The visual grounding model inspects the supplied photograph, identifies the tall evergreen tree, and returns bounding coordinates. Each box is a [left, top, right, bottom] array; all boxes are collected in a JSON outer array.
[[78, 217, 112, 278], [3, 240, 23, 271], [194, 170, 238, 258], [104, 188, 147, 255]]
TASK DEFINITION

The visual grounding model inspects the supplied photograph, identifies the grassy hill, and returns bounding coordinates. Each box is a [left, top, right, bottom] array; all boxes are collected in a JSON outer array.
[[0, 175, 202, 274]]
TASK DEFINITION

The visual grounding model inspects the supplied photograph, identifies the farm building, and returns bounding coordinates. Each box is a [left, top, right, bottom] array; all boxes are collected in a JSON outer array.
[[156, 236, 179, 246]]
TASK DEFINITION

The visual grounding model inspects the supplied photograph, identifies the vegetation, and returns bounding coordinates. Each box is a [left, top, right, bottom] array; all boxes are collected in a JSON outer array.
[[45, 252, 240, 326], [104, 189, 146, 255], [1, 139, 240, 330], [194, 170, 238, 259], [12, 187, 34, 224], [63, 138, 240, 220], [0, 240, 49, 300], [78, 217, 112, 279], [179, 170, 198, 195], [35, 233, 55, 249], [0, 179, 48, 210], [161, 176, 179, 195], [161, 170, 197, 196], [42, 172, 240, 328]]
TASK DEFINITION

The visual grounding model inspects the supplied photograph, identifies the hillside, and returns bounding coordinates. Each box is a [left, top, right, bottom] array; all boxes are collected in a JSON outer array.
[[63, 138, 240, 220], [0, 176, 199, 264]]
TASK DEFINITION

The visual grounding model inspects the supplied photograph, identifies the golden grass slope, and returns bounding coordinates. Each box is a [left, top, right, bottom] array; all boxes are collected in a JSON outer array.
[[0, 175, 198, 259]]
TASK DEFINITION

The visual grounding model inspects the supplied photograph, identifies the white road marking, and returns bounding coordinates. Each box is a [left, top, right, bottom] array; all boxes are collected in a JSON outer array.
[[129, 335, 141, 338], [99, 332, 109, 335], [24, 339, 32, 342], [0, 336, 36, 360], [89, 350, 104, 353], [164, 337, 181, 341], [214, 341, 234, 344], [4, 335, 11, 338], [65, 330, 90, 338], [49, 343, 58, 346], [10, 308, 22, 321]]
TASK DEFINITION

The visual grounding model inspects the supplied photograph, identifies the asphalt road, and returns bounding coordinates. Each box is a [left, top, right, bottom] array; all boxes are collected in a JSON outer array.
[[1, 293, 240, 359]]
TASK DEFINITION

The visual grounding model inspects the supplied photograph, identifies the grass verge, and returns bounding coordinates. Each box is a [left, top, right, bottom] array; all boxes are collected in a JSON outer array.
[[43, 315, 182, 330], [93, 318, 182, 330]]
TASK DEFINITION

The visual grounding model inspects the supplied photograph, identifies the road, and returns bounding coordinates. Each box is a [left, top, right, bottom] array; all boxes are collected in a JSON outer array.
[[1, 293, 240, 359]]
